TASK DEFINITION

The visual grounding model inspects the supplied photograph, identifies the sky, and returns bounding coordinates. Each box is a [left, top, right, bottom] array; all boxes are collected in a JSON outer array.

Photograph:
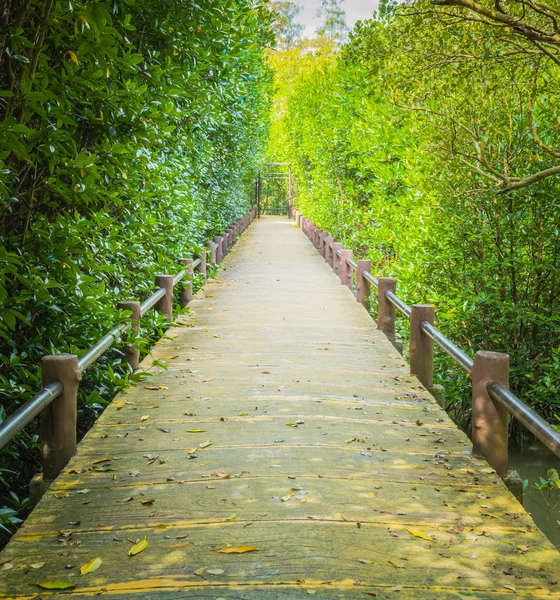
[[293, 0, 378, 38]]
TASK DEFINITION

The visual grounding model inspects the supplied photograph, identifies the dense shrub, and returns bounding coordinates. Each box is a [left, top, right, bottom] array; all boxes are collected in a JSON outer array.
[[0, 0, 273, 545]]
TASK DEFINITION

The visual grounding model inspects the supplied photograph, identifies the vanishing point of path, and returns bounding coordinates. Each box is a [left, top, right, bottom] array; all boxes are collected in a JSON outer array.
[[1, 216, 559, 598]]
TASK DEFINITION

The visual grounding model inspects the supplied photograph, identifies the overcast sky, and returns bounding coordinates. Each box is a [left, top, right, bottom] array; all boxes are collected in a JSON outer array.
[[293, 0, 378, 38]]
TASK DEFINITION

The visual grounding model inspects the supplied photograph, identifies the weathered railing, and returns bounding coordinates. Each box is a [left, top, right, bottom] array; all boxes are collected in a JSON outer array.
[[0, 207, 257, 500], [291, 209, 560, 483]]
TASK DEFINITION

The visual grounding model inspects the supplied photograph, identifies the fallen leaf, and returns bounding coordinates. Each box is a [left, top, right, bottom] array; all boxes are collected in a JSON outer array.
[[80, 557, 102, 575], [407, 528, 436, 542], [207, 569, 225, 575], [194, 567, 205, 576], [30, 562, 45, 569], [186, 429, 206, 433], [199, 439, 212, 448], [226, 514, 237, 521], [213, 471, 231, 478], [36, 580, 76, 590], [128, 537, 148, 556], [140, 498, 155, 505], [215, 546, 262, 554], [239, 412, 249, 416], [92, 458, 111, 465], [140, 415, 149, 422]]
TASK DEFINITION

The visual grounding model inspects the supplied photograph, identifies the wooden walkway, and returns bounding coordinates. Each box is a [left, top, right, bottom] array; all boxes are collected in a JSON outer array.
[[1, 216, 559, 598]]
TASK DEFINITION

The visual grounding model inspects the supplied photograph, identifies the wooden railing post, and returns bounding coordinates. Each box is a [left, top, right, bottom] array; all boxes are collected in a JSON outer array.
[[410, 304, 434, 389], [472, 351, 509, 477], [332, 242, 343, 275], [340, 249, 353, 288], [214, 236, 223, 262], [155, 274, 174, 321], [30, 353, 81, 505], [377, 277, 397, 342], [318, 232, 327, 257], [40, 355, 80, 480], [117, 300, 141, 370], [179, 258, 193, 307], [206, 241, 217, 264], [324, 236, 334, 266], [199, 248, 207, 280], [356, 260, 372, 310]]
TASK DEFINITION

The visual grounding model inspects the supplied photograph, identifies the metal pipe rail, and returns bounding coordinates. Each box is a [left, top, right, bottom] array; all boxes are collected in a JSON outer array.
[[292, 209, 560, 469], [0, 207, 257, 465], [488, 381, 560, 458]]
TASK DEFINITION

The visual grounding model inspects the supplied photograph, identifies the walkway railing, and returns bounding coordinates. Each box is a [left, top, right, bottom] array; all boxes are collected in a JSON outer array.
[[291, 209, 560, 479], [0, 207, 257, 498]]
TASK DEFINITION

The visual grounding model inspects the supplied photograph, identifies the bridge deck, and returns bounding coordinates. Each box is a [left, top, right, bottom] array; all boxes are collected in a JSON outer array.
[[1, 216, 559, 598]]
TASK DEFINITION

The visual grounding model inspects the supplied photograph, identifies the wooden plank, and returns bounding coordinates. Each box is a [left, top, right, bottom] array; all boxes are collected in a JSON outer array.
[[0, 216, 558, 599]]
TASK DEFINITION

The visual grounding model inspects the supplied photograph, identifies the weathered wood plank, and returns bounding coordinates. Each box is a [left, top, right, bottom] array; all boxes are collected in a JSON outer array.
[[1, 216, 558, 598]]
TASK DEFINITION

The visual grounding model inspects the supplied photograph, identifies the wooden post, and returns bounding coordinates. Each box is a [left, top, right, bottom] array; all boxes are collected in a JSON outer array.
[[472, 351, 510, 477], [377, 277, 397, 342], [40, 354, 80, 480], [409, 304, 434, 389], [332, 242, 343, 275], [214, 236, 223, 262], [179, 258, 193, 308], [324, 236, 334, 266], [319, 232, 327, 257], [221, 234, 228, 257], [356, 260, 372, 310], [117, 300, 141, 370], [340, 249, 353, 288], [199, 249, 207, 280], [206, 241, 217, 264], [155, 274, 174, 321]]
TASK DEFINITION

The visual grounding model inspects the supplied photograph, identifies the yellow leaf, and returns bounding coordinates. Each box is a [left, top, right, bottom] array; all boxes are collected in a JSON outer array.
[[186, 428, 206, 433], [68, 50, 79, 64], [140, 415, 149, 422], [239, 412, 249, 416], [128, 537, 148, 556], [36, 580, 76, 590], [199, 439, 212, 448], [407, 528, 436, 542], [226, 514, 237, 521], [80, 557, 102, 575], [216, 546, 261, 554], [194, 567, 205, 576], [30, 562, 45, 569]]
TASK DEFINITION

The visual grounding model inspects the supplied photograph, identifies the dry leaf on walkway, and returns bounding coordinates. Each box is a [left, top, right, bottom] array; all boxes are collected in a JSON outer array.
[[36, 580, 76, 590], [128, 537, 148, 556], [199, 439, 212, 448], [80, 557, 102, 575], [407, 529, 436, 542], [186, 429, 206, 433], [215, 546, 262, 554]]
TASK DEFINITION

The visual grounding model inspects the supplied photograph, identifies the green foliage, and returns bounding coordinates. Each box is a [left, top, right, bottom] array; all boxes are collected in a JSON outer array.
[[267, 3, 560, 431], [0, 0, 272, 547]]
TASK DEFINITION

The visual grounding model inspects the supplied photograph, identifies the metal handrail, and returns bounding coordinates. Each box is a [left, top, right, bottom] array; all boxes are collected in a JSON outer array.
[[488, 381, 560, 458], [420, 320, 474, 374], [385, 290, 412, 317], [363, 271, 379, 289], [0, 226, 233, 452], [0, 382, 63, 449]]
